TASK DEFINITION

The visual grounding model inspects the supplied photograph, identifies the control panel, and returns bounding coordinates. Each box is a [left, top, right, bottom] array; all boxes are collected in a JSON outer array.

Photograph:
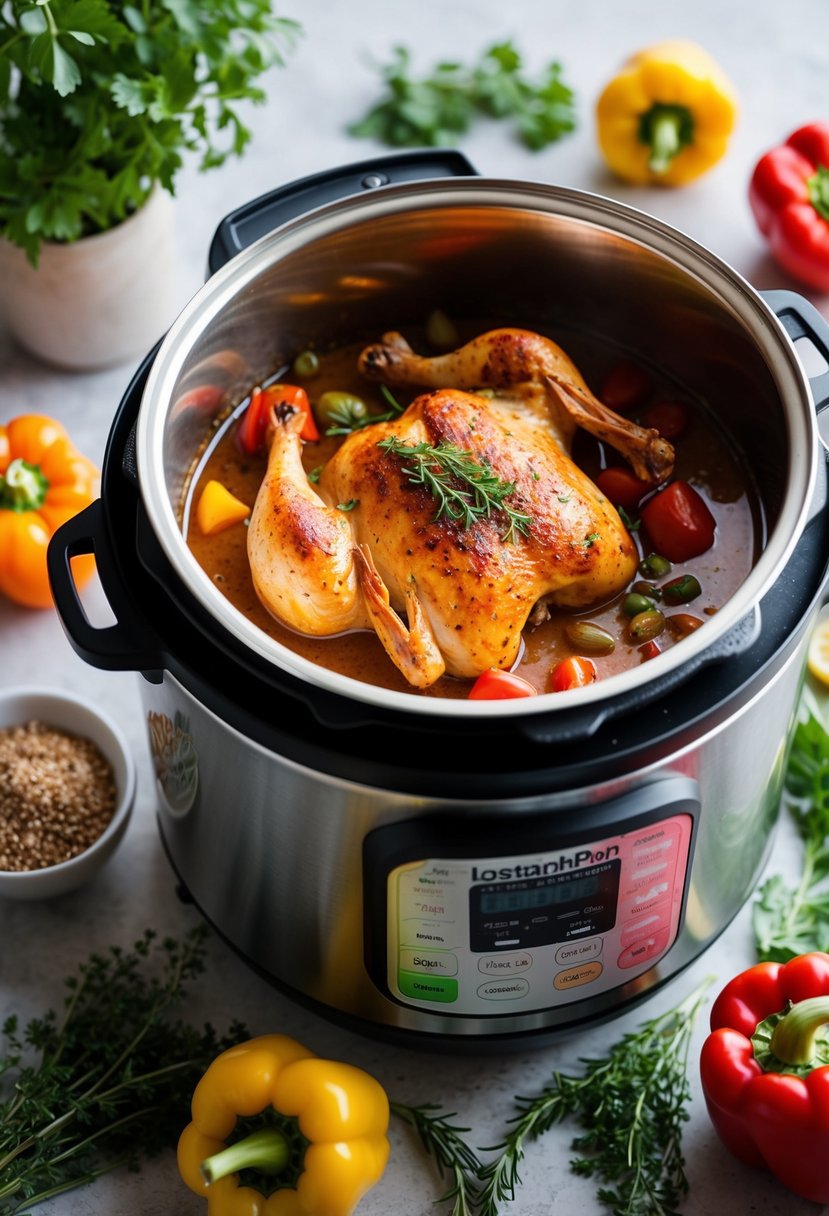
[[363, 779, 698, 1016]]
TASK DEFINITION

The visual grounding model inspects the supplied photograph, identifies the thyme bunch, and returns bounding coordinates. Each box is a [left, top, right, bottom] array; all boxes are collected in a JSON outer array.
[[377, 435, 532, 542], [0, 927, 245, 1213], [475, 979, 711, 1216]]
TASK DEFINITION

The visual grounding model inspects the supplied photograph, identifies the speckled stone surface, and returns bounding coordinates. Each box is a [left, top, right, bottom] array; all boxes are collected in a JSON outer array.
[[1, 1, 828, 1212]]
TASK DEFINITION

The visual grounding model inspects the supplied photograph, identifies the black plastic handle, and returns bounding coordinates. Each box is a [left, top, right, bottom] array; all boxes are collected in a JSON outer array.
[[207, 149, 478, 274], [47, 499, 165, 679], [763, 289, 829, 417]]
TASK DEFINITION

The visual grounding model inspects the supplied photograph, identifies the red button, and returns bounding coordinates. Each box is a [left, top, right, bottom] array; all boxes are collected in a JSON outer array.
[[617, 926, 670, 970]]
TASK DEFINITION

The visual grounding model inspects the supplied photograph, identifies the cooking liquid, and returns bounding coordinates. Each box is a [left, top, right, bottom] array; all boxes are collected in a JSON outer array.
[[183, 329, 759, 698]]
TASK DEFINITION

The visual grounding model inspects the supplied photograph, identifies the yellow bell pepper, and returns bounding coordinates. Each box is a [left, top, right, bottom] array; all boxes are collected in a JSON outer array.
[[0, 414, 99, 608], [595, 41, 738, 186], [177, 1034, 391, 1216], [196, 479, 251, 536]]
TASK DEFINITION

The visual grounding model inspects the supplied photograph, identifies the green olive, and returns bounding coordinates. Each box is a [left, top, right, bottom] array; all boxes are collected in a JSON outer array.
[[564, 620, 616, 654], [292, 349, 319, 379], [628, 609, 665, 642], [426, 309, 459, 350], [662, 574, 702, 605], [638, 552, 672, 579], [623, 592, 656, 618], [315, 391, 368, 430]]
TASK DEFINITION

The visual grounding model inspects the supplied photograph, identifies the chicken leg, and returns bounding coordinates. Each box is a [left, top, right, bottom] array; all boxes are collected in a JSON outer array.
[[358, 327, 674, 482]]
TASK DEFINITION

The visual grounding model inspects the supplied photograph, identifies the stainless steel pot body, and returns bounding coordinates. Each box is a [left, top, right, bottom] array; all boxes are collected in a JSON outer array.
[[48, 156, 829, 1044]]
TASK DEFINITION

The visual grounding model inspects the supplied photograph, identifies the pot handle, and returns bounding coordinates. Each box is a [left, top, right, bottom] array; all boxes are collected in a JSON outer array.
[[48, 500, 165, 680], [207, 149, 479, 274], [763, 289, 829, 421]]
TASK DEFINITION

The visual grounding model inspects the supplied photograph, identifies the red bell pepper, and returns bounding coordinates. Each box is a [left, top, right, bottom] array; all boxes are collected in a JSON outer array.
[[749, 122, 829, 292], [700, 952, 829, 1204]]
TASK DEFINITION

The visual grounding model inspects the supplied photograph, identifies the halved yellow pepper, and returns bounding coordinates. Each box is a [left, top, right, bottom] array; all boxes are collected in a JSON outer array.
[[596, 41, 738, 186], [177, 1034, 391, 1216]]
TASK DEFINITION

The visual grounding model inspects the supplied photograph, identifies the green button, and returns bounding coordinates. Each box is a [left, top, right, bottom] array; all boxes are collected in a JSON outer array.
[[398, 970, 458, 1003]]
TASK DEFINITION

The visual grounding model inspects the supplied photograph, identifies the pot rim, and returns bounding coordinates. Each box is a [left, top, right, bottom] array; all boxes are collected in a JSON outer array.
[[136, 177, 817, 719]]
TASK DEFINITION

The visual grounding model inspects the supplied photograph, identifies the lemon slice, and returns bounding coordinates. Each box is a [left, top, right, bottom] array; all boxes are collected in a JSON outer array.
[[807, 616, 829, 686]]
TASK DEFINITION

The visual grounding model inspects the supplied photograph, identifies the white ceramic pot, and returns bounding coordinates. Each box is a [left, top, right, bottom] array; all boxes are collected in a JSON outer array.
[[0, 186, 177, 371]]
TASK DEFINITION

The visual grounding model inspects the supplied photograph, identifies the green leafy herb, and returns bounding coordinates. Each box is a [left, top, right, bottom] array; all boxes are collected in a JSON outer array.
[[337, 498, 359, 512], [349, 41, 576, 151], [753, 707, 829, 961], [0, 927, 245, 1213], [307, 465, 323, 485], [618, 506, 641, 532], [324, 385, 406, 437], [0, 1, 300, 263], [391, 1102, 482, 1216], [377, 435, 532, 542], [476, 979, 711, 1216]]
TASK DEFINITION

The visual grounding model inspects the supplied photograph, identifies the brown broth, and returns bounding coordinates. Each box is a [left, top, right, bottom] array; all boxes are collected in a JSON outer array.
[[183, 328, 759, 698]]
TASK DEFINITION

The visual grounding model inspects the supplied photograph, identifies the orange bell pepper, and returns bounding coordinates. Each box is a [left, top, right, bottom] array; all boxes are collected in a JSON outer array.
[[0, 415, 99, 609]]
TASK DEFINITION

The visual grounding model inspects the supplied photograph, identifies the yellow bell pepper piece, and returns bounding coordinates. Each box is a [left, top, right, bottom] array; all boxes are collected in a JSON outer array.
[[196, 479, 251, 536], [595, 40, 738, 186], [177, 1034, 391, 1216]]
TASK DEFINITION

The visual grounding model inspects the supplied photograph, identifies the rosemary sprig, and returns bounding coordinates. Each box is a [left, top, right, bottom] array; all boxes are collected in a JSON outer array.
[[377, 435, 532, 542], [391, 1102, 482, 1216], [476, 979, 712, 1216], [753, 706, 829, 961], [0, 928, 245, 1213]]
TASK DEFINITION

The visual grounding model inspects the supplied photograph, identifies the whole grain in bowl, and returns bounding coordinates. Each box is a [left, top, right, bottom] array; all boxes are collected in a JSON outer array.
[[0, 721, 117, 871]]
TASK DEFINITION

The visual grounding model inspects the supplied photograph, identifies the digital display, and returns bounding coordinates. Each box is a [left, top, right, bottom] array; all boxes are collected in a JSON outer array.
[[479, 874, 600, 914]]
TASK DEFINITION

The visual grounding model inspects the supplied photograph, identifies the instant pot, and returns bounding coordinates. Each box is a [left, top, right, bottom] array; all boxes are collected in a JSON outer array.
[[50, 151, 829, 1049]]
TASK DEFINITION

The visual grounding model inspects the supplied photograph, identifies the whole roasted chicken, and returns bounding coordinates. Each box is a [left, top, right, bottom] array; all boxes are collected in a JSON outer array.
[[247, 328, 674, 688]]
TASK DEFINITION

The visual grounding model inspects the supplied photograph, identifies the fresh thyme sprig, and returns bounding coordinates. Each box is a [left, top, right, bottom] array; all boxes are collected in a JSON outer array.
[[476, 979, 712, 1216], [391, 1102, 482, 1216], [753, 705, 829, 961], [377, 435, 532, 542], [0, 928, 245, 1214]]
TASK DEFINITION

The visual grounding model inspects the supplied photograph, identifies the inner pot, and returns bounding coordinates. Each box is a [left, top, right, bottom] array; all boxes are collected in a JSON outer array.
[[135, 178, 817, 720]]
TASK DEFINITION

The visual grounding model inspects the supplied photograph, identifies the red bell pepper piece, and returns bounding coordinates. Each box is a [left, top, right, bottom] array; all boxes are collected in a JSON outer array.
[[749, 122, 829, 292], [700, 952, 829, 1204], [549, 655, 597, 691], [237, 384, 320, 455]]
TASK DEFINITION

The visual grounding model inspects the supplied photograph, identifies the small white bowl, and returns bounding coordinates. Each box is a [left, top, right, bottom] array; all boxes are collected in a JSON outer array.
[[0, 686, 136, 899]]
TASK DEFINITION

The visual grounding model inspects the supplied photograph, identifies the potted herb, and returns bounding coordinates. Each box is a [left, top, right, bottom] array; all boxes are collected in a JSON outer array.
[[0, 1, 299, 369]]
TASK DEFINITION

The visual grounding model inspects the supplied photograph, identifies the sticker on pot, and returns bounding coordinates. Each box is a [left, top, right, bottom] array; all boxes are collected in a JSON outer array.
[[147, 709, 199, 815]]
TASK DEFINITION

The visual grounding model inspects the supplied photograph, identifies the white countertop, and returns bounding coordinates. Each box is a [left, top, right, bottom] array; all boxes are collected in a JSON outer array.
[[1, 1, 828, 1213]]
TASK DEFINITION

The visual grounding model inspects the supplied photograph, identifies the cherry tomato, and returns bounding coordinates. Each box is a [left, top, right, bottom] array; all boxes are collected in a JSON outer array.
[[595, 466, 652, 509], [643, 401, 689, 440], [641, 481, 716, 562], [468, 668, 537, 699], [550, 655, 597, 692], [638, 640, 661, 662], [599, 361, 651, 412]]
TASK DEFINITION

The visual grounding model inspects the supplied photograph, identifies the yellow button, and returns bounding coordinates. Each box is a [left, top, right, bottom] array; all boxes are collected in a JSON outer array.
[[554, 961, 603, 990]]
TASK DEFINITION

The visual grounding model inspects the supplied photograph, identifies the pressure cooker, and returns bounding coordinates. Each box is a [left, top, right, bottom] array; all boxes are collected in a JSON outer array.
[[49, 151, 829, 1049]]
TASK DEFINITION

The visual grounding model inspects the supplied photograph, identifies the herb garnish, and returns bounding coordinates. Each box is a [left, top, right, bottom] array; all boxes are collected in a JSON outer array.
[[391, 1102, 483, 1216], [337, 499, 359, 512], [325, 385, 406, 436], [348, 41, 576, 151], [377, 435, 532, 542], [0, 928, 245, 1213], [476, 979, 711, 1216], [754, 705, 829, 961]]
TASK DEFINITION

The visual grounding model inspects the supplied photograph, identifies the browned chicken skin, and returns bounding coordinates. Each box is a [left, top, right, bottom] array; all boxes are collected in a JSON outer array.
[[247, 328, 673, 689]]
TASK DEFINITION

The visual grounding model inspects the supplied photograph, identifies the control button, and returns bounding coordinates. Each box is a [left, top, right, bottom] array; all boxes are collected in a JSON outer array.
[[620, 914, 664, 948], [553, 962, 603, 990], [361, 172, 390, 188], [398, 971, 458, 1003], [555, 938, 602, 966], [617, 927, 671, 970], [399, 949, 458, 976], [400, 921, 454, 948], [478, 978, 530, 1000], [478, 952, 532, 975], [625, 887, 672, 918]]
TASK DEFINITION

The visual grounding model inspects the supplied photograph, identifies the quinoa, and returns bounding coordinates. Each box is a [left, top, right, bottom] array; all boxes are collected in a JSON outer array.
[[0, 720, 117, 872]]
